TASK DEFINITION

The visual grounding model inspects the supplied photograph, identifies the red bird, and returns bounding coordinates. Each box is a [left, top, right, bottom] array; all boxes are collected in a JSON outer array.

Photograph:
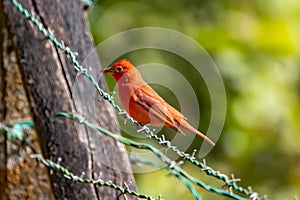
[[102, 59, 215, 146]]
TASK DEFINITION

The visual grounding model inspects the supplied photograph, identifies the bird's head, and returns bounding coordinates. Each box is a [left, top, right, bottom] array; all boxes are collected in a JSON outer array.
[[102, 59, 135, 81]]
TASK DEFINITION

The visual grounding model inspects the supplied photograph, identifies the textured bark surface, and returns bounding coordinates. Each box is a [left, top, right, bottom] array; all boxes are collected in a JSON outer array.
[[0, 22, 54, 200], [0, 0, 137, 199]]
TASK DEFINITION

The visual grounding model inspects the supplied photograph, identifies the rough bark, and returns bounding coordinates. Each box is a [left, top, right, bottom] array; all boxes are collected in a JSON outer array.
[[0, 18, 54, 200], [0, 0, 137, 199]]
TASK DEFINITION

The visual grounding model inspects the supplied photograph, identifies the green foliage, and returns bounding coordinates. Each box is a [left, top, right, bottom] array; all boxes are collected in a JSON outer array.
[[89, 0, 300, 199]]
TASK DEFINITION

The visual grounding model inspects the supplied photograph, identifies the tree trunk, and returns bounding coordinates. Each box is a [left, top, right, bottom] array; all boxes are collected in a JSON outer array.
[[0, 0, 137, 199]]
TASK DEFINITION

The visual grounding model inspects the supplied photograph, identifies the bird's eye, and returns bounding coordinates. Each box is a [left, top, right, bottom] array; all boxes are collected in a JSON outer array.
[[115, 66, 123, 72]]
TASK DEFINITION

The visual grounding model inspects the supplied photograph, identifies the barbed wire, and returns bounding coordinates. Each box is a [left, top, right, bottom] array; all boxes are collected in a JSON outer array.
[[0, 121, 159, 199], [53, 112, 251, 200], [29, 154, 158, 200], [0, 121, 33, 141], [9, 0, 267, 199], [0, 121, 36, 154], [80, 0, 93, 7]]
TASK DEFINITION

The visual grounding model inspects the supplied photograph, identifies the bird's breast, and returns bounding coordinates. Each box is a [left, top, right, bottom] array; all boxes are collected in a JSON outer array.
[[118, 85, 152, 124]]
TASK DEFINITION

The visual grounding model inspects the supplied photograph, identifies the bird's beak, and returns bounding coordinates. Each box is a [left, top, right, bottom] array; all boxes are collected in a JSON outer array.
[[101, 66, 113, 75]]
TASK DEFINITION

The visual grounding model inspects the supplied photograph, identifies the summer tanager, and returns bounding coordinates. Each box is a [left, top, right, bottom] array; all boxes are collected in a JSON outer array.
[[102, 59, 215, 146]]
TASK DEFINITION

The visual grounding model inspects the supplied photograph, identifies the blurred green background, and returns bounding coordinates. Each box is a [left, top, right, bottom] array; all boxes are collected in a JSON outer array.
[[88, 0, 300, 199]]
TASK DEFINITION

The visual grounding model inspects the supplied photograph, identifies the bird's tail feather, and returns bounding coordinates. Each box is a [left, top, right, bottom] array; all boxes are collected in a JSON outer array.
[[193, 129, 215, 146], [178, 122, 215, 146]]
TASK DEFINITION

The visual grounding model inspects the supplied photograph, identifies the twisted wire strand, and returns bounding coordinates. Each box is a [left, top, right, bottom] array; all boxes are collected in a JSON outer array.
[[29, 154, 157, 200]]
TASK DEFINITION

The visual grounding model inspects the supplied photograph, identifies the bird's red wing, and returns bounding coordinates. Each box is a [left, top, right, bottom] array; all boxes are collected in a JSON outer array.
[[137, 84, 188, 120], [133, 85, 180, 129], [165, 103, 188, 121]]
